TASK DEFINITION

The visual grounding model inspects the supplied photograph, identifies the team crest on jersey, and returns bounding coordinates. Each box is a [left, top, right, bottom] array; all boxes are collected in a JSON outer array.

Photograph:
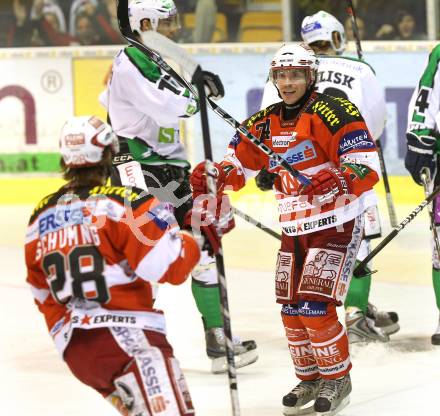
[[298, 248, 345, 298], [269, 140, 316, 169], [338, 129, 375, 155]]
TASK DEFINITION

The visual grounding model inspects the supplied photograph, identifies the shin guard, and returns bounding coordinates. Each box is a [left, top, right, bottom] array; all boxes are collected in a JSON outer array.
[[281, 305, 319, 381], [299, 302, 351, 379]]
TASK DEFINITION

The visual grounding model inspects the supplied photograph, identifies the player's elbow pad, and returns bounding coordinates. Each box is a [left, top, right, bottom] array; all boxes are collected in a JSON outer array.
[[159, 231, 201, 285]]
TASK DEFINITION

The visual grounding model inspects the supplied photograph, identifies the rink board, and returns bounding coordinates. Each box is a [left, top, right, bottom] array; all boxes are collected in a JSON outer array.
[[0, 175, 430, 286]]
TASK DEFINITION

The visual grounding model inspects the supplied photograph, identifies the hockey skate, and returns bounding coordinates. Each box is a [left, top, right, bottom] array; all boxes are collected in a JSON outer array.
[[282, 378, 321, 415], [314, 374, 352, 416], [205, 327, 258, 374], [432, 314, 440, 345], [345, 309, 389, 344], [366, 302, 400, 336]]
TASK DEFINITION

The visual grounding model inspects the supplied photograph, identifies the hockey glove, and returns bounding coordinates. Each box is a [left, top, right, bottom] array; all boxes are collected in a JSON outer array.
[[255, 167, 278, 191], [299, 168, 350, 208], [190, 161, 226, 198], [183, 194, 235, 255], [202, 71, 225, 100], [405, 131, 437, 185]]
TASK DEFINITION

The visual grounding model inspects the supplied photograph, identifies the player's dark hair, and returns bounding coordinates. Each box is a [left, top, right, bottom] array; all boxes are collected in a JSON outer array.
[[60, 147, 113, 191]]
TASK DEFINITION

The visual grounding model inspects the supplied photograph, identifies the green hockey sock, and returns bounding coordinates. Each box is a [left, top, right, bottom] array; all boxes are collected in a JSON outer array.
[[344, 264, 371, 313], [191, 280, 223, 329], [432, 268, 440, 310]]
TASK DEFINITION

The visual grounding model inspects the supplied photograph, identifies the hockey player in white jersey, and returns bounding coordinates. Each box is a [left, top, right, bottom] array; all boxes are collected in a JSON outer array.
[[100, 0, 257, 374], [406, 44, 440, 345], [259, 10, 400, 345]]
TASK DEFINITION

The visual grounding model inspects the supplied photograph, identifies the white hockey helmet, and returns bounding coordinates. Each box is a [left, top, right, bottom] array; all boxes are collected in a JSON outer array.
[[128, 0, 179, 33], [60, 116, 119, 168], [269, 43, 319, 87], [301, 10, 346, 55]]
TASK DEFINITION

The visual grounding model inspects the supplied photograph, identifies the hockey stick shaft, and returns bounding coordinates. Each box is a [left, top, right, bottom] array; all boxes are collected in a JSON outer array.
[[345, 0, 363, 60], [194, 76, 241, 413], [345, 0, 398, 228], [232, 207, 282, 241], [353, 185, 440, 276], [116, 2, 240, 413], [376, 139, 399, 227], [421, 168, 440, 259]]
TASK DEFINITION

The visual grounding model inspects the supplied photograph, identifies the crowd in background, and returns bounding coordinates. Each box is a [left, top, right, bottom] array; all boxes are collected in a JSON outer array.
[[0, 0, 429, 48]]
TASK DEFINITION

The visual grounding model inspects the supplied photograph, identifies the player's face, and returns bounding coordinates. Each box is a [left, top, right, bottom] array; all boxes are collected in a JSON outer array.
[[157, 15, 181, 38], [274, 68, 308, 105]]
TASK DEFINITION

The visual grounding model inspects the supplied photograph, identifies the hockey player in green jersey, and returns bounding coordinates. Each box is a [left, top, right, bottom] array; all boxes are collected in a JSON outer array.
[[100, 0, 257, 372], [406, 44, 440, 345]]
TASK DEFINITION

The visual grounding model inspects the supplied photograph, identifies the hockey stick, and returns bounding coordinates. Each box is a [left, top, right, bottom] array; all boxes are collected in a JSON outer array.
[[115, 15, 310, 187], [116, 2, 240, 413], [353, 185, 440, 277], [421, 168, 440, 259], [345, 0, 398, 228], [232, 207, 282, 241]]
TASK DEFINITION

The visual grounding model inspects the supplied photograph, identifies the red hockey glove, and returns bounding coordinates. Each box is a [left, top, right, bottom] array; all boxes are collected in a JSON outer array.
[[190, 161, 226, 199], [183, 193, 235, 255], [299, 168, 350, 207]]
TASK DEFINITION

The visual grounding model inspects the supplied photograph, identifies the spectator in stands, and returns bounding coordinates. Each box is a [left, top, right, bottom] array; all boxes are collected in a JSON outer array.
[[69, 0, 97, 36], [93, 0, 124, 44], [9, 0, 77, 46], [375, 10, 426, 40], [344, 15, 367, 41], [394, 10, 425, 40], [74, 11, 100, 45]]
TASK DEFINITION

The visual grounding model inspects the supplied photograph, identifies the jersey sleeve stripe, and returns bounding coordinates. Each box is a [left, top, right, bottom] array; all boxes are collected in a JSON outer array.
[[135, 230, 183, 282], [29, 284, 50, 304]]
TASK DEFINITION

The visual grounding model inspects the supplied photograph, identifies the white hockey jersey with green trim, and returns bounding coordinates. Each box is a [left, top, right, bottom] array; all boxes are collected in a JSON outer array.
[[100, 46, 198, 165], [407, 44, 440, 148]]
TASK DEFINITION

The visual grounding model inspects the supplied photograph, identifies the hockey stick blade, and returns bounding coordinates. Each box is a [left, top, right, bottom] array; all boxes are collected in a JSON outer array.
[[140, 31, 200, 80]]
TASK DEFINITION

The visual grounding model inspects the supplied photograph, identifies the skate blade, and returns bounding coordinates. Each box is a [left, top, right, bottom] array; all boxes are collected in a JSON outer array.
[[283, 403, 315, 415], [315, 396, 350, 416], [381, 322, 400, 336], [210, 350, 258, 374]]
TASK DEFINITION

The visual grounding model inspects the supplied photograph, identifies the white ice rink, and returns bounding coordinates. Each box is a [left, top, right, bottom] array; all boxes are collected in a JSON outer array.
[[1, 193, 440, 416]]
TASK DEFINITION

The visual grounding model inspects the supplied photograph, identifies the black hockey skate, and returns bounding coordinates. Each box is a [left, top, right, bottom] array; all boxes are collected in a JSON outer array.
[[432, 314, 440, 345], [205, 327, 258, 374], [283, 379, 320, 415], [366, 302, 400, 336], [314, 374, 351, 416], [346, 309, 389, 344]]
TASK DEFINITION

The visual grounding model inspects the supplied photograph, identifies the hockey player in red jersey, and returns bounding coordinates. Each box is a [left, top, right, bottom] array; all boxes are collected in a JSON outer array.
[[190, 44, 380, 416], [24, 116, 219, 415]]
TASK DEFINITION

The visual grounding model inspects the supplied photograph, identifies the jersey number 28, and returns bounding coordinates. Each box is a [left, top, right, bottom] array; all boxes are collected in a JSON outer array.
[[43, 246, 109, 304]]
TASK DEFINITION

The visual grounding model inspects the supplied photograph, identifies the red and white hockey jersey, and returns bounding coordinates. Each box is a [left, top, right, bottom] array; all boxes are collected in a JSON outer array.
[[221, 92, 380, 236], [25, 185, 200, 356]]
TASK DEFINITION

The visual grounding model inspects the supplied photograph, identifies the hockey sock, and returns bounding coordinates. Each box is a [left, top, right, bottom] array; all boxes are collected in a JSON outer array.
[[191, 280, 223, 329], [344, 262, 371, 313], [432, 268, 440, 310]]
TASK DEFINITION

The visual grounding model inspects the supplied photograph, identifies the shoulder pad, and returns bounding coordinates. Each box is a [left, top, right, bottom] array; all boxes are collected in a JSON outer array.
[[88, 185, 153, 209], [244, 103, 280, 129], [307, 93, 364, 134], [124, 46, 161, 82], [319, 55, 376, 74], [28, 191, 63, 225]]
